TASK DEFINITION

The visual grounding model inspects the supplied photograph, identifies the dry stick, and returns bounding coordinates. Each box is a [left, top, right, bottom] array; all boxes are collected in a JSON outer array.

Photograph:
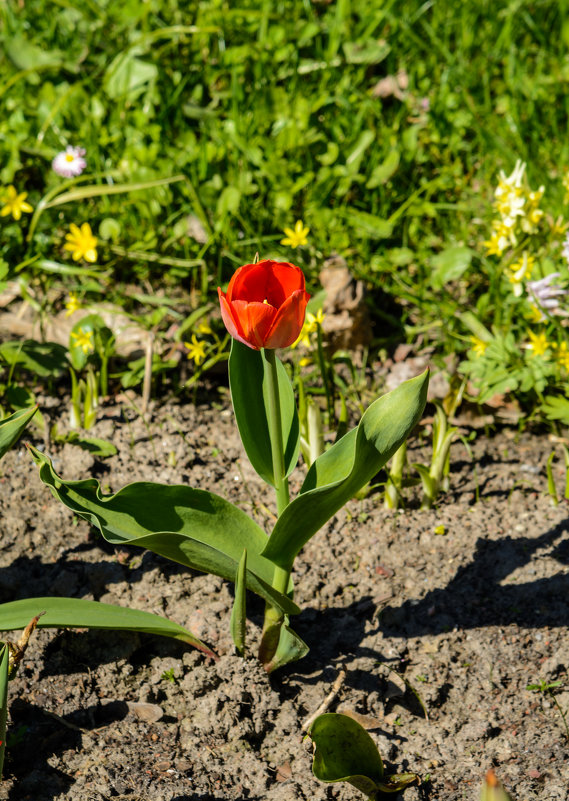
[[301, 667, 347, 732]]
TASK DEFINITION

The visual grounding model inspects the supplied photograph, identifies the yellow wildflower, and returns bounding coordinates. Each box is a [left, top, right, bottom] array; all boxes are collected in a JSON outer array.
[[65, 292, 82, 317], [484, 220, 512, 257], [64, 222, 98, 263], [521, 186, 544, 234], [528, 304, 545, 324], [184, 335, 206, 365], [70, 329, 94, 355], [494, 161, 526, 220], [526, 330, 549, 357], [197, 321, 212, 336], [0, 185, 33, 221], [470, 336, 488, 357], [553, 341, 569, 370], [281, 219, 310, 248], [291, 309, 325, 349], [551, 216, 568, 237], [508, 252, 535, 296]]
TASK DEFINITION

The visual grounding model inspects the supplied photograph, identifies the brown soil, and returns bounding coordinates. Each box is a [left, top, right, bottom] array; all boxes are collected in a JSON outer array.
[[0, 389, 568, 801]]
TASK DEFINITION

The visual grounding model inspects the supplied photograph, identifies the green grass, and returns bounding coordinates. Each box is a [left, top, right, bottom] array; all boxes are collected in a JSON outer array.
[[1, 0, 568, 355]]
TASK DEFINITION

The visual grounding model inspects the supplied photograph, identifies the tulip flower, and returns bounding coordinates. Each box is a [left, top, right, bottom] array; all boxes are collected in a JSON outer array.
[[218, 259, 310, 350]]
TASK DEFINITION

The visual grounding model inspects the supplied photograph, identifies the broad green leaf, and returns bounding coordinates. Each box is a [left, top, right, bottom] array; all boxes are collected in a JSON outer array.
[[542, 396, 569, 425], [104, 52, 158, 100], [216, 185, 241, 218], [0, 407, 37, 460], [230, 550, 247, 656], [431, 246, 473, 289], [0, 340, 67, 377], [56, 432, 117, 458], [4, 35, 67, 71], [263, 372, 428, 569], [366, 150, 400, 188], [29, 448, 298, 617], [229, 341, 300, 486], [0, 597, 212, 654], [343, 40, 390, 65], [310, 713, 384, 797], [346, 131, 375, 169], [0, 644, 8, 779], [342, 208, 393, 240]]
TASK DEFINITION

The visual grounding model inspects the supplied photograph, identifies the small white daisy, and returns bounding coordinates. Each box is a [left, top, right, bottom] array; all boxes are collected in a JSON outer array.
[[52, 146, 87, 178]]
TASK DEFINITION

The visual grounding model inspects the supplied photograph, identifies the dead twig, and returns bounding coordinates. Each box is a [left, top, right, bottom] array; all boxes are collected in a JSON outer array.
[[301, 667, 347, 732]]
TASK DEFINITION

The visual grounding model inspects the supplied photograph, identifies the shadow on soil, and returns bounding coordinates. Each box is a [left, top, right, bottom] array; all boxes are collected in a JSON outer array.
[[380, 519, 569, 637], [5, 698, 128, 801]]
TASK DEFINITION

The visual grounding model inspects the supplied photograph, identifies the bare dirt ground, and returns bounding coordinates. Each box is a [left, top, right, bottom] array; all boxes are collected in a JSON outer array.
[[0, 388, 568, 801]]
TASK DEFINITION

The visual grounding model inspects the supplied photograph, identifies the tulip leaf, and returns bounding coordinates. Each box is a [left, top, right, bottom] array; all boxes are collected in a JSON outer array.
[[262, 617, 309, 673], [230, 549, 247, 656], [0, 644, 8, 778], [0, 597, 213, 655], [229, 340, 300, 486], [310, 713, 384, 797], [29, 448, 298, 617], [263, 372, 429, 569], [0, 406, 37, 460]]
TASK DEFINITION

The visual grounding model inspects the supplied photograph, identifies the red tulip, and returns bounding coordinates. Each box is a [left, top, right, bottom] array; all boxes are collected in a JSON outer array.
[[218, 259, 310, 350]]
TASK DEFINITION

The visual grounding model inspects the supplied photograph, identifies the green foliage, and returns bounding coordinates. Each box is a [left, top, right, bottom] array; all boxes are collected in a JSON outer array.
[[310, 713, 419, 798], [262, 370, 428, 569], [230, 549, 248, 657], [0, 597, 211, 651], [229, 341, 299, 486], [32, 370, 427, 670], [2, 0, 568, 327], [28, 446, 299, 617], [0, 406, 37, 459]]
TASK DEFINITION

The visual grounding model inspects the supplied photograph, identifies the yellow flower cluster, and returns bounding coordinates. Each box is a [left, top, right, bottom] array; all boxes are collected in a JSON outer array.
[[523, 332, 569, 370], [484, 161, 544, 258], [554, 341, 569, 370]]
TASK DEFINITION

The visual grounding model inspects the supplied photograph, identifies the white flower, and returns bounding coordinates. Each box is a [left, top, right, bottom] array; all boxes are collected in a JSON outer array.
[[52, 146, 87, 178]]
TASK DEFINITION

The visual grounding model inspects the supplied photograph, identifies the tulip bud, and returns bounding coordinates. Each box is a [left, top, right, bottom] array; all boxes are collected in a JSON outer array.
[[218, 259, 310, 350]]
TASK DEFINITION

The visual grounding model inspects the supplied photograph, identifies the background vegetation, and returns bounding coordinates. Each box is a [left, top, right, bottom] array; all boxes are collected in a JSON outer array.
[[1, 0, 569, 396]]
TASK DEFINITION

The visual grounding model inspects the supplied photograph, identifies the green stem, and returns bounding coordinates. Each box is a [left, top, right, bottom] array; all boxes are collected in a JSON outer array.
[[316, 324, 334, 424], [259, 348, 292, 665], [263, 348, 290, 515]]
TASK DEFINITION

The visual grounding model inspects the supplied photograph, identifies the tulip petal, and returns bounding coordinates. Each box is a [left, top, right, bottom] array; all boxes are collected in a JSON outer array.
[[264, 289, 310, 349], [229, 260, 305, 308], [218, 289, 247, 345], [233, 300, 276, 349]]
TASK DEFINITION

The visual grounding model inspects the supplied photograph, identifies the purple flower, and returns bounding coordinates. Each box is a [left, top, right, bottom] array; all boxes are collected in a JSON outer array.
[[527, 272, 568, 316]]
